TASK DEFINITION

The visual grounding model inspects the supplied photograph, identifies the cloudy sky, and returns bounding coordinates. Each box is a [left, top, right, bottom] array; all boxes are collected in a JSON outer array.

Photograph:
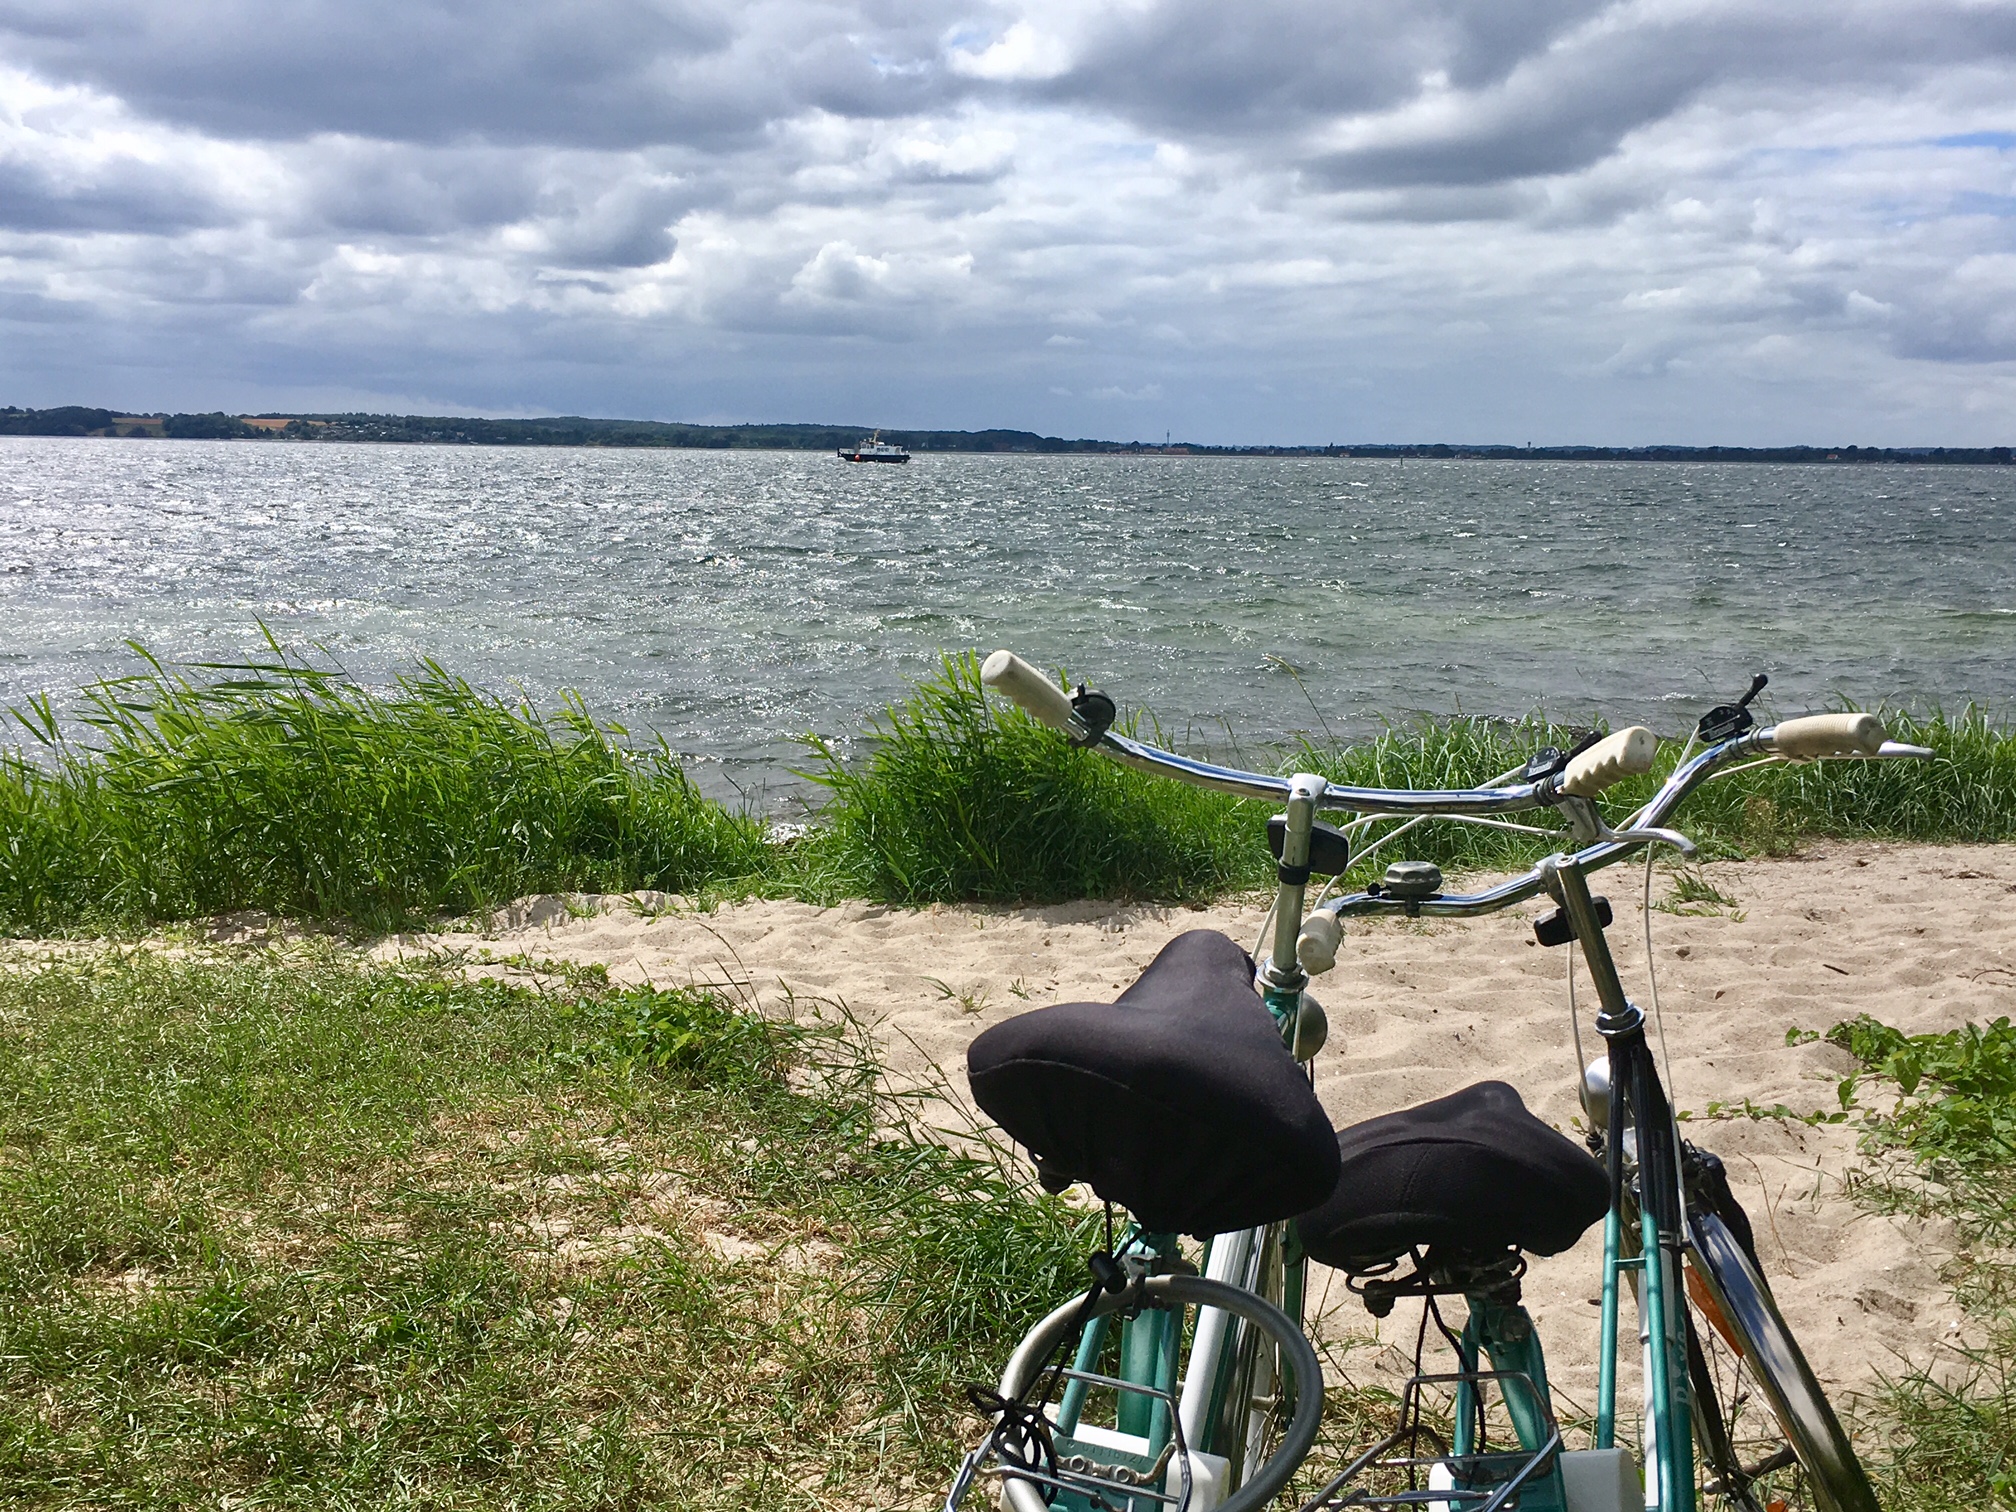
[[3, 0, 2015, 443]]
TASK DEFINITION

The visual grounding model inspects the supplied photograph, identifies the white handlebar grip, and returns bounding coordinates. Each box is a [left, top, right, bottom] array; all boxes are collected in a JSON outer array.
[[1771, 711, 1886, 760], [1561, 725, 1658, 797], [980, 650, 1077, 732]]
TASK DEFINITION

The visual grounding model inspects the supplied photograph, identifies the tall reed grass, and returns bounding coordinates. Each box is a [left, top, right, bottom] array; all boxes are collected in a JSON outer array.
[[0, 642, 767, 933], [1298, 705, 2016, 874], [802, 661, 2016, 904], [797, 653, 1264, 903], [2, 640, 2012, 931]]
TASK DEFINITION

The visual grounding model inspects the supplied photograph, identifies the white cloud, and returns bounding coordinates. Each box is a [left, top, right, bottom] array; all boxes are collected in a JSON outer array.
[[947, 21, 1072, 82], [886, 125, 1016, 180]]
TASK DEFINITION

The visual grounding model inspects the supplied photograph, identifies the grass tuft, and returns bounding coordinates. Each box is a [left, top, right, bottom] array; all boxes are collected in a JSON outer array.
[[3, 642, 2014, 929], [795, 651, 1263, 903], [795, 668, 2016, 909], [0, 636, 768, 934], [1814, 1012, 2016, 1506]]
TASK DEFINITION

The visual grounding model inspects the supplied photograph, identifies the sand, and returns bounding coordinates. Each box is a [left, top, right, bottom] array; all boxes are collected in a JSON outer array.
[[375, 841, 2016, 1413]]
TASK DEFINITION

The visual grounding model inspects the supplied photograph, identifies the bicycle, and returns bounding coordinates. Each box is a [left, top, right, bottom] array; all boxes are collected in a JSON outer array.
[[947, 650, 1930, 1512]]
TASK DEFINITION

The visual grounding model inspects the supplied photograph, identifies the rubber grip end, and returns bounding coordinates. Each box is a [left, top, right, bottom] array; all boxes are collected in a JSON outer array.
[[980, 650, 1076, 732], [1561, 725, 1658, 797], [1771, 712, 1886, 760]]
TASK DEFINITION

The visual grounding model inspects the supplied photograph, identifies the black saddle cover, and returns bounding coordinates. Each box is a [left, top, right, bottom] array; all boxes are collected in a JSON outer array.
[[1295, 1080, 1607, 1271], [966, 930, 1341, 1238]]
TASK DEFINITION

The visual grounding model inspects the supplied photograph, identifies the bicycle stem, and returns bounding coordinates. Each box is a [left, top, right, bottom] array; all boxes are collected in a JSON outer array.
[[1541, 856, 1632, 1023], [1262, 773, 1325, 1001]]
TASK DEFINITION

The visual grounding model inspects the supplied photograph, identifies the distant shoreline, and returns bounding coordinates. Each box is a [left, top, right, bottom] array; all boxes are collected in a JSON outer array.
[[3, 405, 2012, 465]]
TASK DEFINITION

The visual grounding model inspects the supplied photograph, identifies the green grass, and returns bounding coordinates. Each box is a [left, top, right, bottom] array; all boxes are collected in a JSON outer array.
[[3, 640, 2014, 934], [1619, 705, 2016, 854], [793, 655, 2016, 904], [1297, 704, 2016, 875], [795, 652, 1265, 903], [0, 638, 768, 934], [0, 947, 1095, 1508], [1798, 1014, 2016, 1507]]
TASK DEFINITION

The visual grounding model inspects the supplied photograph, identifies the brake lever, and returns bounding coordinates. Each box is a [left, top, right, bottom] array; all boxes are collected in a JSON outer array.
[[1558, 793, 1697, 856], [1599, 822, 1698, 857]]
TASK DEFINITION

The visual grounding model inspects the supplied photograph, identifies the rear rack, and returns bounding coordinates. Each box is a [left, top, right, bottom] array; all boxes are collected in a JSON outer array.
[[1297, 1369, 1561, 1512], [945, 1366, 1201, 1512]]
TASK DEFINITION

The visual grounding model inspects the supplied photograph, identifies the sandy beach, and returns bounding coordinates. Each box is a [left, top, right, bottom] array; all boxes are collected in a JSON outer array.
[[375, 841, 2016, 1415]]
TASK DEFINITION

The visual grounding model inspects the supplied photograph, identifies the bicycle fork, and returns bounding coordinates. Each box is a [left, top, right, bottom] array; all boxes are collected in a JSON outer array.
[[1545, 855, 1697, 1512]]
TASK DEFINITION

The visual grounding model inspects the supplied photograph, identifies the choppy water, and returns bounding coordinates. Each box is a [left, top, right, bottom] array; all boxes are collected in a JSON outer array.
[[2, 437, 2012, 801]]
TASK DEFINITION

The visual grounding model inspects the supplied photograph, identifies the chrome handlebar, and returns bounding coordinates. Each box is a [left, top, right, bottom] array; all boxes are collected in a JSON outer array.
[[1318, 728, 1933, 923], [1091, 726, 1569, 815], [1090, 722, 1930, 825], [979, 647, 1934, 921]]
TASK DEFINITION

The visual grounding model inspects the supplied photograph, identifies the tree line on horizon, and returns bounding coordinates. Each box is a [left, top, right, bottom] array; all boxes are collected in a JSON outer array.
[[2, 404, 2011, 464]]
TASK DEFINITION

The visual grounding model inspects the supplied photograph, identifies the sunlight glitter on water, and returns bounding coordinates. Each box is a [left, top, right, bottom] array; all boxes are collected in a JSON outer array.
[[2, 437, 2011, 800]]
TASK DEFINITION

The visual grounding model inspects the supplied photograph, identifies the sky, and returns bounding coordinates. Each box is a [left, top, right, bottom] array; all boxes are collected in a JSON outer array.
[[3, 0, 2015, 445]]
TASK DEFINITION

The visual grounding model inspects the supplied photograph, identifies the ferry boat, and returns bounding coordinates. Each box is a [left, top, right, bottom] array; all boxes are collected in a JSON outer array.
[[838, 432, 910, 463]]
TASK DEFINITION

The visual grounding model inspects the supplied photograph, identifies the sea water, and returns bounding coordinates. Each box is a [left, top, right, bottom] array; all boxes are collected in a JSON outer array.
[[2, 437, 2011, 800]]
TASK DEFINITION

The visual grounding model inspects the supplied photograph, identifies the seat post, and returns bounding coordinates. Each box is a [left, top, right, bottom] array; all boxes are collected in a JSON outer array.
[[1459, 1292, 1569, 1512]]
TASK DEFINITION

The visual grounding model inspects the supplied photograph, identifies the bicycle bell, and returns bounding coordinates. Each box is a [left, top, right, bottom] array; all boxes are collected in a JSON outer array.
[[1291, 992, 1329, 1062], [1381, 860, 1443, 899]]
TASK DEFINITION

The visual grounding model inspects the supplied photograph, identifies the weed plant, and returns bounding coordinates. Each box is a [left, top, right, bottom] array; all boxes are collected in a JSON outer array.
[[0, 640, 768, 933], [1793, 1013, 2016, 1506], [0, 947, 1094, 1508]]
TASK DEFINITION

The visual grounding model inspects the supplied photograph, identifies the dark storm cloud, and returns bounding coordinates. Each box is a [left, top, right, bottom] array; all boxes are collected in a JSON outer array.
[[0, 0, 950, 149], [8, 0, 2008, 195], [1020, 0, 1610, 139], [1298, 4, 2016, 191], [0, 151, 229, 232], [272, 139, 697, 265], [286, 143, 546, 236]]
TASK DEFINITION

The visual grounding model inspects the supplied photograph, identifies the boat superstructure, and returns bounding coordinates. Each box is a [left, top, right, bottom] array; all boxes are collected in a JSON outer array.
[[838, 431, 910, 463]]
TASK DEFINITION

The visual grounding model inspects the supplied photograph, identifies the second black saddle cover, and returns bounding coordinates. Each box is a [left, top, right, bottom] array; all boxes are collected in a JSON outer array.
[[966, 930, 1341, 1237], [1294, 1079, 1607, 1270]]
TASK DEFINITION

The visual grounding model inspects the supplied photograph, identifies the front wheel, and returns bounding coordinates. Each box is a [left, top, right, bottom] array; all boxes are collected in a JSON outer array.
[[989, 1273, 1324, 1512], [1684, 1207, 1880, 1512]]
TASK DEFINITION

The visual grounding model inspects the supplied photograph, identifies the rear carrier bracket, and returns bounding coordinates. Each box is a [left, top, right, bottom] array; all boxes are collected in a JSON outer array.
[[1296, 1369, 1562, 1512], [946, 1367, 1215, 1512]]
